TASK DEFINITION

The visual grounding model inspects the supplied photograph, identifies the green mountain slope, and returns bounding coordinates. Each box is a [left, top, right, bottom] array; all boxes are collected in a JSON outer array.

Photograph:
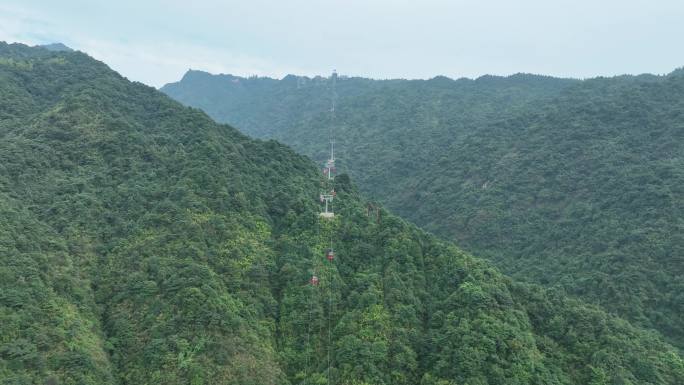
[[161, 70, 577, 142], [2, 42, 684, 385], [162, 69, 684, 350]]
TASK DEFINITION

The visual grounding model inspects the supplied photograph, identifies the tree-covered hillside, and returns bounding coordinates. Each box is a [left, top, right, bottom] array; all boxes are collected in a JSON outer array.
[[162, 68, 684, 350], [2, 42, 684, 385], [161, 69, 577, 142]]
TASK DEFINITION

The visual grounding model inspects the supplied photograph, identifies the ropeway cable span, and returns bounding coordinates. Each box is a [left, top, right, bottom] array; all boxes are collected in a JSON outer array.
[[306, 69, 338, 385]]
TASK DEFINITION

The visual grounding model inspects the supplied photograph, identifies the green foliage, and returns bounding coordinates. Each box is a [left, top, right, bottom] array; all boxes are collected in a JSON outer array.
[[1, 42, 683, 384], [0, 193, 116, 384], [163, 66, 684, 350]]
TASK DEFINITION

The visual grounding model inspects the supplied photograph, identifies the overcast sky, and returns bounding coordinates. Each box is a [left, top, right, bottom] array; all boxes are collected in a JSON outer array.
[[1, 0, 683, 87]]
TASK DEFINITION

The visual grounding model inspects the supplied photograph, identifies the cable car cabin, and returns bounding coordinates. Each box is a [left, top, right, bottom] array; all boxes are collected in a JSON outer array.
[[310, 275, 319, 285], [323, 168, 329, 175], [326, 249, 334, 261], [319, 212, 335, 219]]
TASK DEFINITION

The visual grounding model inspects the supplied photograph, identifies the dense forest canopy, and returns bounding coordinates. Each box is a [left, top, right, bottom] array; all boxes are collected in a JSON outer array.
[[162, 67, 684, 350], [1, 42, 683, 384]]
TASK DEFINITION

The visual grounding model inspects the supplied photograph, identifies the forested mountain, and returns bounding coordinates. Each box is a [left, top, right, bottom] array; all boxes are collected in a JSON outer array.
[[162, 68, 684, 350], [161, 69, 578, 140], [2, 42, 684, 385]]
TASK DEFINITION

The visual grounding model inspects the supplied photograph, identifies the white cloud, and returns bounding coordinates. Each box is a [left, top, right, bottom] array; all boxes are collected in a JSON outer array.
[[0, 2, 314, 87], [0, 4, 52, 44], [74, 38, 312, 87], [1, 0, 683, 86]]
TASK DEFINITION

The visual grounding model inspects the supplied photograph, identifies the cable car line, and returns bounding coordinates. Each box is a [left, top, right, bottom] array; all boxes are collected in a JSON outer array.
[[304, 70, 337, 385]]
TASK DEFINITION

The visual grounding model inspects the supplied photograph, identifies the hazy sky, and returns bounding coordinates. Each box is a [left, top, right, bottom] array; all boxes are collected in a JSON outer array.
[[1, 0, 683, 87]]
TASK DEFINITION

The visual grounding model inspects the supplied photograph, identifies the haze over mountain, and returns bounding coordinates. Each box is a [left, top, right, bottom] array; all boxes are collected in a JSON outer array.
[[162, 67, 684, 351], [2, 42, 684, 384], [4, 0, 684, 87], [37, 43, 72, 52]]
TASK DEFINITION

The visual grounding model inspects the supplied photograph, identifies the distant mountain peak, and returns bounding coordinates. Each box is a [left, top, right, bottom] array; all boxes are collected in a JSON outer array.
[[669, 67, 684, 77], [37, 43, 73, 52]]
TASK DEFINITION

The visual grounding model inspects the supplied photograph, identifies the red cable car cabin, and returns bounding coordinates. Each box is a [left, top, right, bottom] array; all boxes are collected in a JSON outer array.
[[326, 249, 334, 261]]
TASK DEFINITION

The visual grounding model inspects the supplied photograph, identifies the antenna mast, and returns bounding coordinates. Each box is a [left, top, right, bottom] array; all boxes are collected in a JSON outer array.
[[324, 70, 338, 181]]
